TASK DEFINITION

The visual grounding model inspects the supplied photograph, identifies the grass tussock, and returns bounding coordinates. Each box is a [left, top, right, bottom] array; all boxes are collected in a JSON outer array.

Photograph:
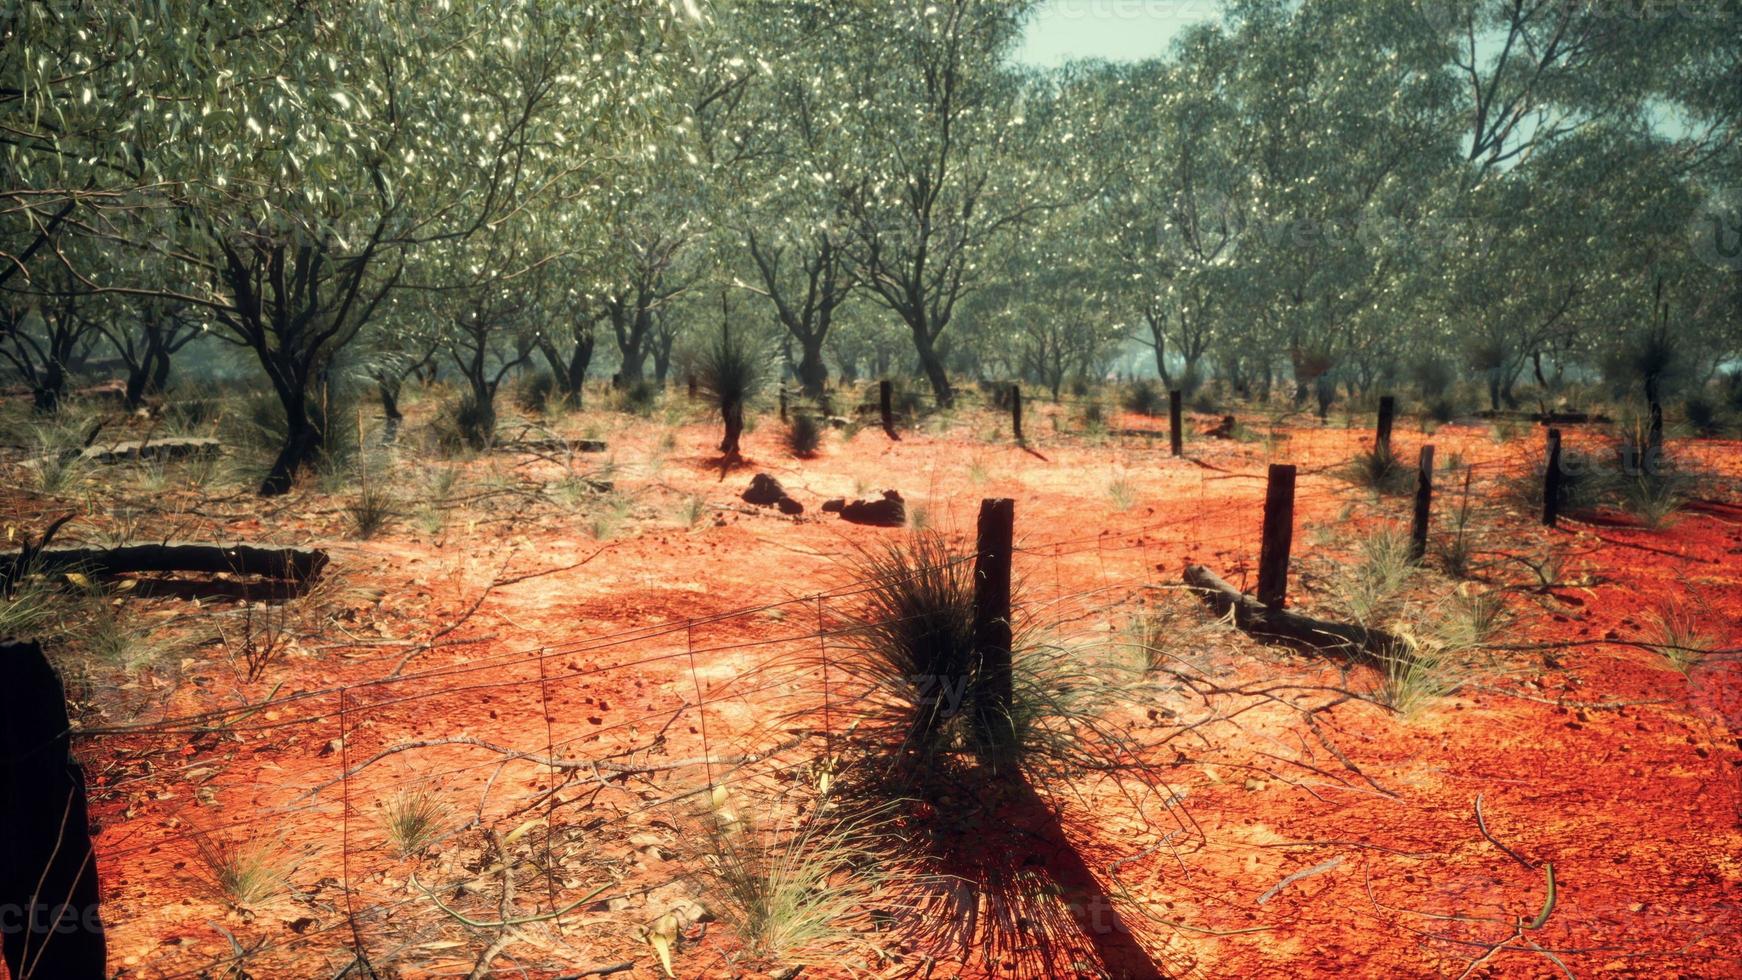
[[786, 413, 823, 458], [833, 531, 1150, 790], [1343, 446, 1413, 496], [380, 786, 452, 857], [1641, 600, 1714, 675], [194, 833, 297, 909], [700, 788, 889, 971]]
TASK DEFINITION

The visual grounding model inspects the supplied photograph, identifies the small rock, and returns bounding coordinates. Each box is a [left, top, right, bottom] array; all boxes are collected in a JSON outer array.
[[838, 490, 906, 527], [776, 496, 804, 516], [742, 473, 788, 506]]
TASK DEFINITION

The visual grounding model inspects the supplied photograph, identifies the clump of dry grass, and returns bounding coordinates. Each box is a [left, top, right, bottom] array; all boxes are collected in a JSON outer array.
[[380, 786, 452, 857], [700, 786, 890, 971], [1640, 600, 1714, 675], [194, 833, 297, 909]]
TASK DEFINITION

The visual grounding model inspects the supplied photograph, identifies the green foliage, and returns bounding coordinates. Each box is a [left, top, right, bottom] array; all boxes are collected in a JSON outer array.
[[1124, 381, 1166, 417]]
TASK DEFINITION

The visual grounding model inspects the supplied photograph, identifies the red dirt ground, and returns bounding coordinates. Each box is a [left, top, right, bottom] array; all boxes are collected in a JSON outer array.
[[9, 397, 1740, 978]]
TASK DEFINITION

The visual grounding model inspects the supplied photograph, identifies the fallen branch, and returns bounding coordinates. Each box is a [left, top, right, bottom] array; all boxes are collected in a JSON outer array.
[[1474, 794, 1536, 870], [2, 541, 328, 582], [34, 436, 221, 468], [1256, 855, 1345, 905], [1182, 564, 1399, 666], [302, 733, 806, 799]]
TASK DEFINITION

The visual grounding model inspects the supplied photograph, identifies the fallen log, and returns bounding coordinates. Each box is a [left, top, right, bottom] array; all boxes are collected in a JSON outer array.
[[34, 436, 221, 467], [1472, 409, 1610, 425], [1183, 563, 1399, 666], [3, 542, 328, 582], [493, 437, 607, 454]]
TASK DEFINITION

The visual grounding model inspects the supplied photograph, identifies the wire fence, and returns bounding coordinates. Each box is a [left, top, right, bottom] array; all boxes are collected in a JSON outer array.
[[67, 425, 1716, 977]]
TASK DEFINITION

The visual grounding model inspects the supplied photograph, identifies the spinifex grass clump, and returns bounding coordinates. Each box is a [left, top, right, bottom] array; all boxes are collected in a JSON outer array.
[[1343, 445, 1413, 495], [844, 530, 981, 772], [699, 788, 889, 971], [786, 413, 823, 457], [380, 786, 452, 857], [194, 833, 297, 909], [834, 531, 1146, 791]]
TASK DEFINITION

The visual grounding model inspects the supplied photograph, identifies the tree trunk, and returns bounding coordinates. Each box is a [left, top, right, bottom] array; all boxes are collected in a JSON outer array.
[[124, 362, 151, 410], [720, 398, 744, 456], [260, 396, 320, 497], [911, 327, 953, 408], [378, 378, 403, 443], [797, 337, 828, 399], [149, 347, 172, 393]]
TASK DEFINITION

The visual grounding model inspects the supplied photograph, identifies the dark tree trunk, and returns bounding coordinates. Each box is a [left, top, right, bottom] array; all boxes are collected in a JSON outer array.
[[797, 337, 828, 399], [378, 378, 403, 442], [260, 395, 320, 497], [912, 327, 953, 408], [124, 362, 151, 410], [720, 399, 744, 456]]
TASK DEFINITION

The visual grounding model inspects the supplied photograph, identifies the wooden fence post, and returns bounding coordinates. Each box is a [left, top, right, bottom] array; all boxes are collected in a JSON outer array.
[[1257, 463, 1297, 609], [687, 374, 697, 400], [973, 498, 1015, 759], [1010, 384, 1023, 443], [1376, 395, 1396, 459], [880, 380, 899, 441], [1169, 389, 1183, 457], [1, 640, 106, 978], [1410, 444, 1435, 562], [1542, 428, 1562, 527], [779, 388, 788, 423]]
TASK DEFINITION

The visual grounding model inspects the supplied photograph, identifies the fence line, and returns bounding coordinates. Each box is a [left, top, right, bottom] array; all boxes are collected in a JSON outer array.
[[76, 435, 1659, 977]]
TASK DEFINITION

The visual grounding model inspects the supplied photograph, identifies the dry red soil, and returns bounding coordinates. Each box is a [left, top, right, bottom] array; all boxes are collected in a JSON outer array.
[[9, 397, 1741, 978]]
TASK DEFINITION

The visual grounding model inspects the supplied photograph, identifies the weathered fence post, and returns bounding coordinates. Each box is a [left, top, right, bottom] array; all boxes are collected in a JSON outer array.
[[1169, 389, 1183, 457], [880, 380, 899, 441], [973, 498, 1015, 760], [687, 374, 697, 400], [779, 388, 788, 423], [1376, 395, 1396, 459], [1542, 428, 1563, 527], [1410, 445, 1435, 562], [1257, 463, 1297, 609], [1, 640, 106, 978], [1010, 384, 1023, 443]]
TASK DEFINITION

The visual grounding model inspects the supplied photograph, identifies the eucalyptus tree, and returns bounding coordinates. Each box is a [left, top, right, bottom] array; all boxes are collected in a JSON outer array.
[[836, 0, 1052, 407], [0, 261, 104, 412], [1208, 0, 1459, 414], [1084, 33, 1253, 396], [700, 1, 867, 400], [6, 1, 689, 492], [97, 296, 208, 409]]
